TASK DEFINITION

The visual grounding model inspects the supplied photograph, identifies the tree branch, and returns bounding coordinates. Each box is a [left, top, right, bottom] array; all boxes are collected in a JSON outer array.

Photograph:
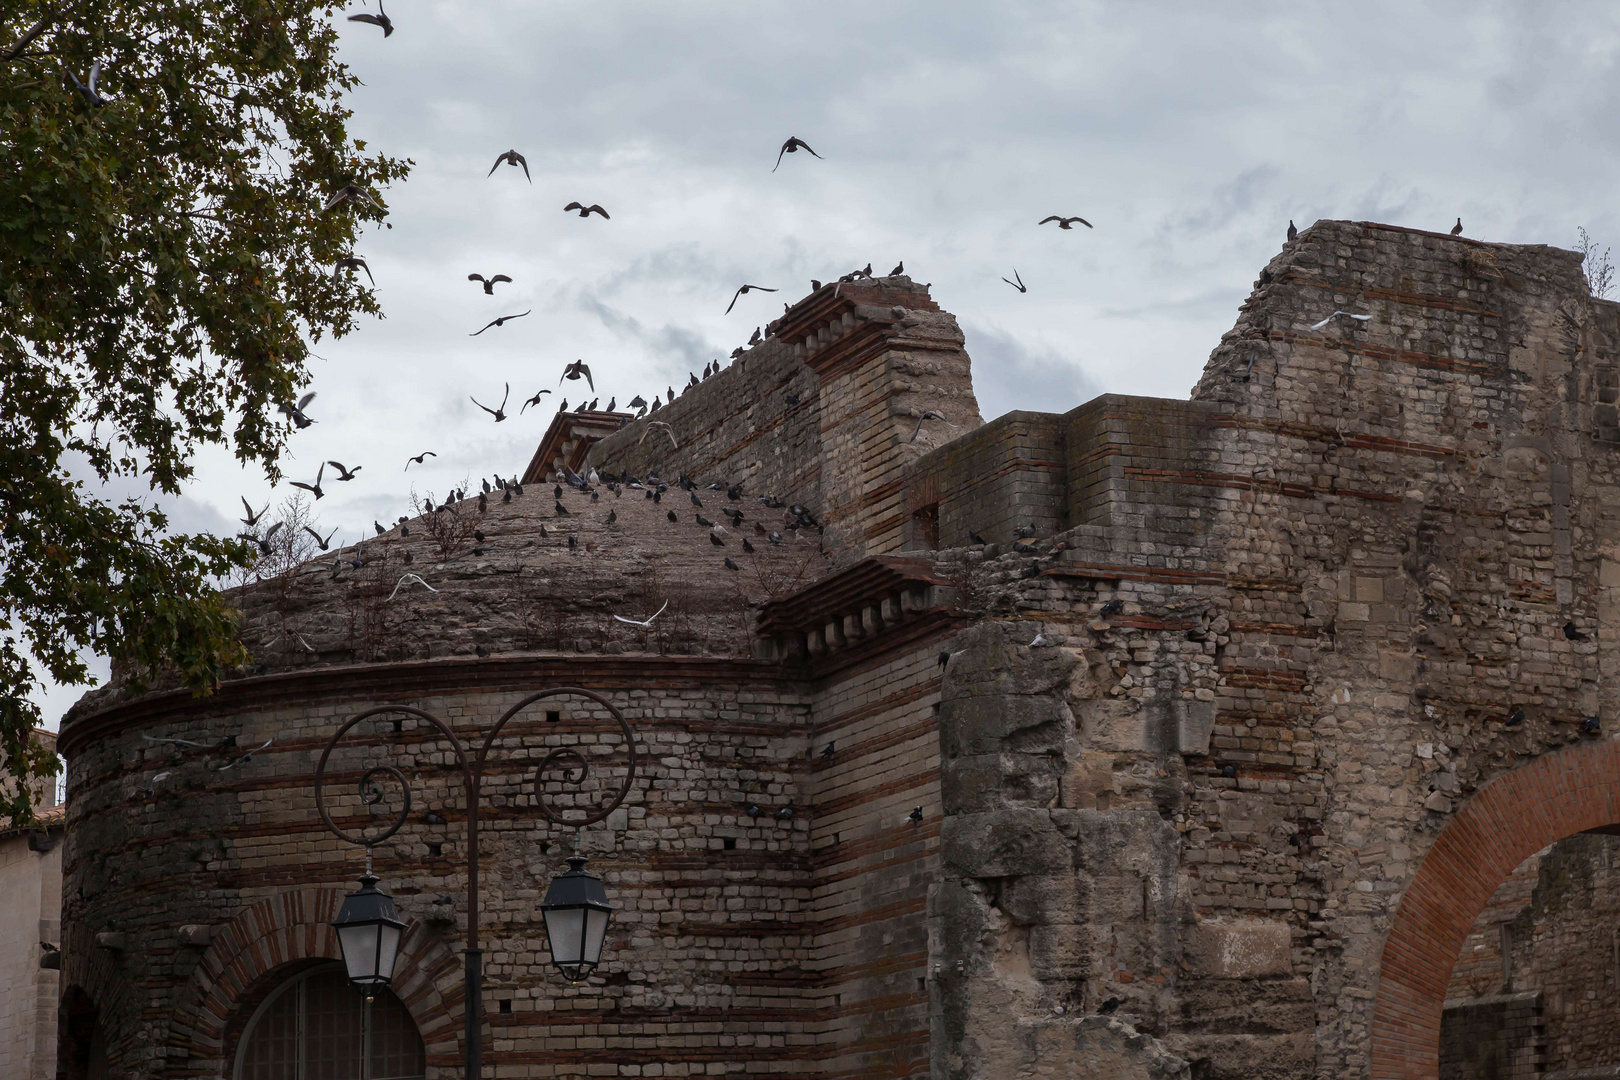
[[1, 1, 85, 65]]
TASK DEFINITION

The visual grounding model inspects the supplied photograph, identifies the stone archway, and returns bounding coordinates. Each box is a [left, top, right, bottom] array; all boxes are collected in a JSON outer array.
[[1370, 741, 1620, 1079], [174, 887, 462, 1076]]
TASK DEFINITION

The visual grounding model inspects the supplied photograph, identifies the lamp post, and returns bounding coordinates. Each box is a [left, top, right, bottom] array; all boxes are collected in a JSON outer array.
[[313, 687, 639, 1079]]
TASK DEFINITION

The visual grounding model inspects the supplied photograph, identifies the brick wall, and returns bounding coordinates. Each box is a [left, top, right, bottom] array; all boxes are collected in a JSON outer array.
[[0, 820, 62, 1080], [1438, 992, 1544, 1080]]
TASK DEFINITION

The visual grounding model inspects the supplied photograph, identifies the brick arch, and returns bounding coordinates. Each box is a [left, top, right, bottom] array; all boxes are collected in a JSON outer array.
[[177, 887, 462, 1076], [1370, 741, 1620, 1079]]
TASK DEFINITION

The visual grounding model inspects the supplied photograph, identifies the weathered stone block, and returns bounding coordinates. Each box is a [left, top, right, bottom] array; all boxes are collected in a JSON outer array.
[[1186, 920, 1293, 979]]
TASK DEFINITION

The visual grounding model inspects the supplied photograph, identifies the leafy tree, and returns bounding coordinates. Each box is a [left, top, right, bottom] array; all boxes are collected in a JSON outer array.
[[0, 0, 408, 824]]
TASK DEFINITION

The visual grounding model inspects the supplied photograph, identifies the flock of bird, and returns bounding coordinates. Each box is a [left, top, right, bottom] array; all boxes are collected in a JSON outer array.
[[224, 3, 1106, 578]]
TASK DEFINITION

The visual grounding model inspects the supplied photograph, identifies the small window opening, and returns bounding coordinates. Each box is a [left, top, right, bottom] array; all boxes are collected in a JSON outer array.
[[723, 837, 737, 850], [546, 710, 561, 723], [427, 843, 442, 858], [499, 999, 512, 1014]]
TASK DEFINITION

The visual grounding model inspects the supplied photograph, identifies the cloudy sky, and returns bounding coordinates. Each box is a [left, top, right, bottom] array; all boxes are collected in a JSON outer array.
[[30, 0, 1620, 727]]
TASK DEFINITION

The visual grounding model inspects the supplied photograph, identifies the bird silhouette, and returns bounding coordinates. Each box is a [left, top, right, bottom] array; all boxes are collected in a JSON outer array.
[[321, 185, 380, 213], [1002, 268, 1027, 293], [1309, 311, 1371, 331], [405, 451, 436, 470], [521, 389, 551, 413], [726, 284, 779, 314], [1565, 622, 1588, 641], [289, 463, 325, 500], [302, 526, 337, 551], [1506, 707, 1526, 727], [240, 497, 268, 526], [277, 392, 317, 428], [488, 149, 529, 181], [1038, 215, 1092, 230], [467, 272, 512, 294], [1099, 599, 1124, 616], [1451, 218, 1463, 236], [333, 256, 373, 284], [1287, 220, 1298, 241], [471, 383, 511, 422], [889, 261, 904, 276], [470, 310, 530, 336], [564, 202, 610, 219], [560, 359, 594, 391], [327, 460, 361, 481], [906, 806, 924, 824], [65, 60, 109, 106], [773, 136, 822, 171], [911, 411, 945, 442], [346, 1, 394, 35]]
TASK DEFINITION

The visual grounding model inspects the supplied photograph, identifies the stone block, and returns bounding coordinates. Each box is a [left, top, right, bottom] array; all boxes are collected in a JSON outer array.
[[178, 924, 212, 947], [941, 810, 1073, 879], [1186, 920, 1293, 978]]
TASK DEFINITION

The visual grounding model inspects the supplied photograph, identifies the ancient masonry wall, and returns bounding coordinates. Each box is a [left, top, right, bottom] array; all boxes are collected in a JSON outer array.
[[918, 221, 1620, 1080], [56, 664, 828, 1078], [1444, 833, 1620, 1074], [0, 824, 61, 1080], [805, 642, 943, 1079]]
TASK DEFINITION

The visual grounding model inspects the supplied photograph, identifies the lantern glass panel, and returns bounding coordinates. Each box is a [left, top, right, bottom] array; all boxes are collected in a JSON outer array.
[[337, 922, 381, 983], [377, 922, 403, 984], [583, 907, 611, 966], [545, 907, 585, 965]]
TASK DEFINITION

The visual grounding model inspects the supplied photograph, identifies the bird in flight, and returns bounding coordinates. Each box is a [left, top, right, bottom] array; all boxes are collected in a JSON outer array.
[[613, 600, 669, 628], [564, 202, 610, 219], [302, 526, 338, 551], [65, 60, 109, 107], [773, 136, 822, 171], [638, 422, 678, 450], [470, 310, 530, 335], [244, 521, 283, 555], [725, 284, 778, 314], [277, 392, 317, 428], [488, 149, 529, 181], [321, 185, 380, 213], [332, 256, 372, 284], [560, 359, 593, 391], [1038, 215, 1092, 230], [471, 383, 511, 422], [387, 573, 438, 601], [1451, 218, 1463, 236], [521, 388, 552, 413], [216, 739, 274, 771], [911, 411, 945, 442], [239, 497, 268, 527], [467, 273, 512, 294], [405, 451, 436, 470], [327, 460, 361, 482], [346, 0, 394, 35], [1309, 311, 1371, 331], [289, 463, 326, 500], [1001, 268, 1027, 293]]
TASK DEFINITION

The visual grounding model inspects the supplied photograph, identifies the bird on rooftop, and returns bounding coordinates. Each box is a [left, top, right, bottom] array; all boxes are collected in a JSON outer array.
[[724, 556, 740, 570], [890, 261, 904, 276], [333, 256, 373, 284], [346, 1, 394, 35], [1451, 218, 1463, 236], [1038, 215, 1092, 230], [470, 383, 511, 422], [726, 283, 779, 314], [488, 149, 529, 181], [1287, 220, 1298, 241], [773, 136, 822, 171], [564, 202, 610, 219], [470, 310, 530, 335], [468, 272, 512, 294]]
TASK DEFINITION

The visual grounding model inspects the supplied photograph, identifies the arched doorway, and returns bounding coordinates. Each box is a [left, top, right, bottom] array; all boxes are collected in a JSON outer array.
[[234, 963, 425, 1079], [1370, 741, 1620, 1080]]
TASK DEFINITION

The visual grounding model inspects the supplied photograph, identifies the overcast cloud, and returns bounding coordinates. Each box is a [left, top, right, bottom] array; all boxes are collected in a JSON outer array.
[[29, 0, 1620, 727]]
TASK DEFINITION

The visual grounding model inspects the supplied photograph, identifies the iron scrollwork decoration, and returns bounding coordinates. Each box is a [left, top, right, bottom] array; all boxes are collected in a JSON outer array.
[[313, 687, 640, 856]]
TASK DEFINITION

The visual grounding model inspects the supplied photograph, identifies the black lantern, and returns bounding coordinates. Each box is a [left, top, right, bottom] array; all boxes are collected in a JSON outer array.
[[331, 875, 407, 996], [540, 856, 614, 983]]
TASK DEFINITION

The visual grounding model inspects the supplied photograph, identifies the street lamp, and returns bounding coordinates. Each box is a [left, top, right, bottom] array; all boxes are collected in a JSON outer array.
[[332, 873, 407, 997], [314, 688, 639, 1079], [539, 856, 614, 983]]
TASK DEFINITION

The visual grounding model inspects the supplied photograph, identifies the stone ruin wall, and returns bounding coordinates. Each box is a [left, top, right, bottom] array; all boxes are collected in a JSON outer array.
[[917, 221, 1620, 1079]]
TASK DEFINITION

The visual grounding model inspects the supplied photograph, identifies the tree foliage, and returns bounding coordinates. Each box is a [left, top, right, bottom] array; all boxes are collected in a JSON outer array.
[[0, 0, 408, 824]]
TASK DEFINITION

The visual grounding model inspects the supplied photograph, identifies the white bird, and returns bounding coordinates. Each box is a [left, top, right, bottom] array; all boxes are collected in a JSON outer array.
[[216, 740, 273, 771], [613, 601, 670, 628], [638, 421, 679, 450], [387, 573, 439, 601], [1310, 311, 1372, 331], [1029, 631, 1048, 647]]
